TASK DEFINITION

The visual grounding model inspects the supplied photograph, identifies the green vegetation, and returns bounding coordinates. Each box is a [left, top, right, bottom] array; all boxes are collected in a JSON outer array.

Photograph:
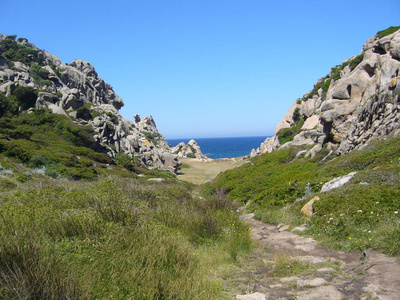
[[143, 131, 162, 145], [0, 84, 251, 298], [0, 35, 45, 66], [276, 108, 304, 144], [30, 63, 52, 87], [0, 93, 114, 179], [203, 137, 400, 256], [376, 26, 400, 38], [302, 76, 331, 102], [0, 175, 251, 299]]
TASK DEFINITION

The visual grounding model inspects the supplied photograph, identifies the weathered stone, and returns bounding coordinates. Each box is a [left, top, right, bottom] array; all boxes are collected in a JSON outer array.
[[301, 195, 320, 216], [296, 285, 345, 300], [171, 139, 208, 160], [147, 178, 165, 182], [321, 172, 357, 192], [236, 292, 266, 300], [297, 278, 327, 287], [302, 115, 320, 130], [292, 256, 327, 264]]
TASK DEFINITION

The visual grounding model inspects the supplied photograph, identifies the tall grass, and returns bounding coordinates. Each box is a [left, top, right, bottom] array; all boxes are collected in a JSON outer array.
[[0, 176, 251, 299]]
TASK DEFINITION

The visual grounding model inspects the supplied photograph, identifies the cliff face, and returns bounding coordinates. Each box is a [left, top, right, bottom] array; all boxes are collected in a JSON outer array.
[[0, 34, 178, 171], [252, 27, 400, 158]]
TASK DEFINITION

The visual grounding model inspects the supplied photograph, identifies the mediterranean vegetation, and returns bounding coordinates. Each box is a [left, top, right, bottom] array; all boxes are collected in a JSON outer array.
[[0, 88, 252, 299], [276, 107, 304, 144], [376, 26, 400, 38], [0, 35, 45, 66], [203, 136, 400, 256]]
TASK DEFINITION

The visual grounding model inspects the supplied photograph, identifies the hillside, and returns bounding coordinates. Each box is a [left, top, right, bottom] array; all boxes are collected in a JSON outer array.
[[205, 27, 400, 255], [0, 34, 253, 299], [252, 26, 400, 158], [201, 29, 400, 299], [0, 34, 178, 172]]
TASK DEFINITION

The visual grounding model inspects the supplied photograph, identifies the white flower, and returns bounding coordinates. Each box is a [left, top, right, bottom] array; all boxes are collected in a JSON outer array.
[[376, 201, 379, 204], [329, 217, 334, 220], [357, 210, 363, 213], [368, 230, 372, 233], [371, 211, 374, 214], [395, 211, 399, 214]]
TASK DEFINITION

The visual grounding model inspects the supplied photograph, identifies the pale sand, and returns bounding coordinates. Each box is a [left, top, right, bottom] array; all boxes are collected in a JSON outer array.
[[176, 157, 249, 185]]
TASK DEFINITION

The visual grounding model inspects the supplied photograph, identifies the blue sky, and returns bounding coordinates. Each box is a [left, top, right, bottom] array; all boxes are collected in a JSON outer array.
[[2, 0, 399, 138]]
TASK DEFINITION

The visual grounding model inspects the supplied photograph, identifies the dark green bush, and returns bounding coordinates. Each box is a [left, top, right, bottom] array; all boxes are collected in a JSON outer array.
[[115, 153, 135, 171], [376, 26, 400, 38], [12, 86, 37, 110], [0, 36, 44, 66]]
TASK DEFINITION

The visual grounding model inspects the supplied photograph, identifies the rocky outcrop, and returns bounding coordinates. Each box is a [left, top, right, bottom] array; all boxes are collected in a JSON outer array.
[[0, 34, 179, 172], [171, 139, 208, 160], [252, 27, 400, 158]]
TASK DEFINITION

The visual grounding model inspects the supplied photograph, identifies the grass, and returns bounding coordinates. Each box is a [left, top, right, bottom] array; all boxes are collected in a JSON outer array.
[[202, 136, 400, 256], [0, 167, 252, 299]]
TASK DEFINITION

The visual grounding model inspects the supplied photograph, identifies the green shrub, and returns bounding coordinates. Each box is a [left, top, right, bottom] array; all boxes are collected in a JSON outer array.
[[186, 152, 196, 158], [302, 76, 331, 101], [12, 86, 37, 110], [30, 63, 52, 87], [0, 36, 44, 66], [349, 53, 364, 71], [376, 26, 400, 38], [115, 153, 135, 171], [276, 109, 304, 144]]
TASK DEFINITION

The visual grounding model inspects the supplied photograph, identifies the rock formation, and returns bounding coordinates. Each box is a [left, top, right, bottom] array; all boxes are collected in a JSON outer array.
[[252, 26, 400, 158], [171, 139, 208, 160], [0, 34, 179, 172]]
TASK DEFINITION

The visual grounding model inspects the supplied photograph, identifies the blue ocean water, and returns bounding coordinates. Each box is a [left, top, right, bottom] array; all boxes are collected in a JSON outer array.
[[167, 136, 268, 159]]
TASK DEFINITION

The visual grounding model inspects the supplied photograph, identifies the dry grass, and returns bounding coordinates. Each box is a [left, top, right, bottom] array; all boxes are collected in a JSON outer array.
[[177, 157, 249, 185]]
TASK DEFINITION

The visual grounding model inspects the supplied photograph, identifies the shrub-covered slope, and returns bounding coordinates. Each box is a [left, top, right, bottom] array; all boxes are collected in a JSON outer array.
[[204, 136, 400, 255]]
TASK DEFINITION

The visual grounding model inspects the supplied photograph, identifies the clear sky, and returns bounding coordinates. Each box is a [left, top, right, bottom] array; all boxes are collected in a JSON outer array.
[[2, 0, 399, 138]]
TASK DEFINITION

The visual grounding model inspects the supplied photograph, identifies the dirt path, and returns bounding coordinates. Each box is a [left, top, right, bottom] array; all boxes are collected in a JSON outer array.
[[232, 213, 400, 300]]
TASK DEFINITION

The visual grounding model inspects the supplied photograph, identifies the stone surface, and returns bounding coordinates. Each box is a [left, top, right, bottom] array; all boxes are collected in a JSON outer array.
[[236, 292, 266, 300], [321, 172, 357, 192], [238, 212, 400, 300], [171, 139, 208, 160], [296, 285, 345, 300], [297, 277, 327, 287], [301, 195, 320, 216]]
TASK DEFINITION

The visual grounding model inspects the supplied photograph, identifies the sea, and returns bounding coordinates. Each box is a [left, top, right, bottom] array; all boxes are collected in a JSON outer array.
[[167, 136, 268, 159]]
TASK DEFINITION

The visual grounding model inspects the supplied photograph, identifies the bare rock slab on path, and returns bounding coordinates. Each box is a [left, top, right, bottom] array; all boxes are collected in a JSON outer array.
[[234, 213, 400, 300], [236, 292, 266, 300]]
